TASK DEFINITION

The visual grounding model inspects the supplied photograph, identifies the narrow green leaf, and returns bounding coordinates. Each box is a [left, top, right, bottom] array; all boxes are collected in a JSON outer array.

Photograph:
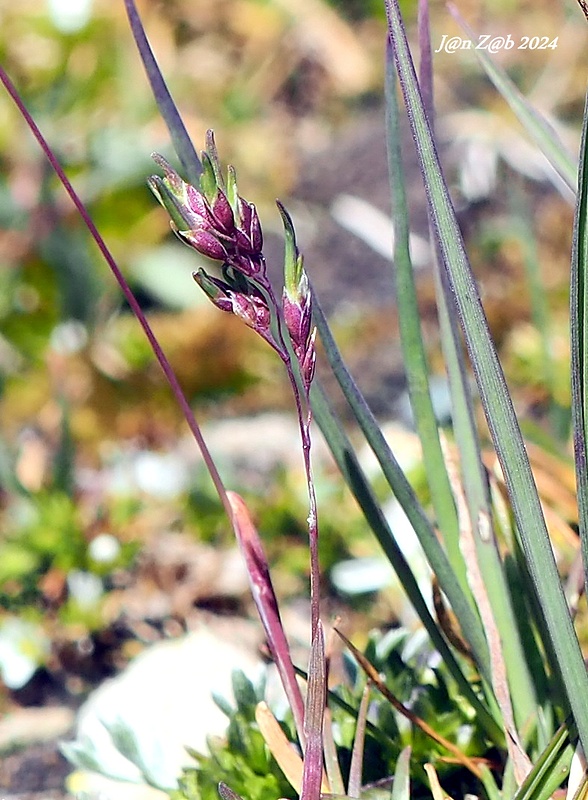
[[390, 746, 412, 800], [123, 0, 202, 184], [570, 89, 588, 609], [385, 0, 588, 753], [385, 39, 464, 585], [412, 2, 539, 733], [513, 723, 573, 800]]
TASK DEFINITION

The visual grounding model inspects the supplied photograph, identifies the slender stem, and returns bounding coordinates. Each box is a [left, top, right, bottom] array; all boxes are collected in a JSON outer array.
[[263, 277, 320, 641], [289, 364, 320, 640], [0, 64, 233, 524]]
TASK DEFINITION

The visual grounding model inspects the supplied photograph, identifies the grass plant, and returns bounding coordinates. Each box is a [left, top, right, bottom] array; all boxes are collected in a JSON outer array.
[[2, 0, 588, 799]]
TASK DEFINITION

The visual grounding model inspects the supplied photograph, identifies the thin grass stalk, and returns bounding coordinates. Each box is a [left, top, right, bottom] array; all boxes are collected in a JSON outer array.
[[300, 623, 326, 800], [0, 64, 233, 527]]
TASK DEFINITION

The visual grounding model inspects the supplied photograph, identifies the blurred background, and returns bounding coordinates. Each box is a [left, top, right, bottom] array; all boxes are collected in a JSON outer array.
[[0, 0, 587, 791]]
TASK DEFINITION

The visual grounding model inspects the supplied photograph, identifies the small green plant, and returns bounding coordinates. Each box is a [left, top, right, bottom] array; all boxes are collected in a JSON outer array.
[[2, 0, 588, 799]]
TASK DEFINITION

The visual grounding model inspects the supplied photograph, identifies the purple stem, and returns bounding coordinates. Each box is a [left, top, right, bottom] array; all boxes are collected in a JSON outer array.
[[263, 280, 321, 642], [0, 64, 233, 524]]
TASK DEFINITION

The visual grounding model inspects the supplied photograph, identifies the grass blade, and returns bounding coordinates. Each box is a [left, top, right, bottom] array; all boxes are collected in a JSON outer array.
[[385, 38, 463, 584], [385, 0, 588, 753], [391, 746, 412, 800], [313, 296, 492, 683], [123, 0, 202, 184], [413, 3, 538, 734], [570, 89, 588, 601]]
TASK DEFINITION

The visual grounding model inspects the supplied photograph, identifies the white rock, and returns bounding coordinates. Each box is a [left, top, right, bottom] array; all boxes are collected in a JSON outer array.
[[67, 625, 262, 793]]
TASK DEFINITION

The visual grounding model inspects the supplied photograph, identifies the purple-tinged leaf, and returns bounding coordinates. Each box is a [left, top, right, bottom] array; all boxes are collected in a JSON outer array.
[[227, 492, 306, 744], [123, 0, 201, 186]]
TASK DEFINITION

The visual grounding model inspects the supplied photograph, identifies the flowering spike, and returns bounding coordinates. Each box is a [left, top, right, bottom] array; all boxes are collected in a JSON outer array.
[[150, 133, 269, 286]]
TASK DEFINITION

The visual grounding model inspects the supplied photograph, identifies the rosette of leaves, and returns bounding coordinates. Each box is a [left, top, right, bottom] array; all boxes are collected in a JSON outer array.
[[172, 671, 297, 800]]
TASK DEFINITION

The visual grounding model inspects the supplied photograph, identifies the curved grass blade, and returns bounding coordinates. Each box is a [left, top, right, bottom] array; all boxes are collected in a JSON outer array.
[[385, 0, 588, 753]]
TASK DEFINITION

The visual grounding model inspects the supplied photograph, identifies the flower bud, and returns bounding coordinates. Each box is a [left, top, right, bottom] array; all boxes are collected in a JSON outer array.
[[179, 229, 229, 261], [193, 269, 234, 313], [211, 190, 235, 233]]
